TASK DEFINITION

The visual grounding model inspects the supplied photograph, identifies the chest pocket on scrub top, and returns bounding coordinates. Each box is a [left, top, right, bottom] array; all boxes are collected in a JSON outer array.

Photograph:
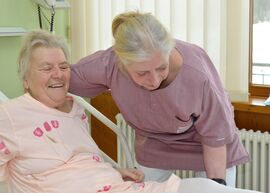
[[173, 116, 194, 134]]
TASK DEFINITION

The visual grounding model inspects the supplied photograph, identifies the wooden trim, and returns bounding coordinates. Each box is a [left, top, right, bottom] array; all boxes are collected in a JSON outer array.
[[91, 91, 119, 161], [248, 0, 270, 97], [232, 96, 270, 113], [232, 96, 270, 132], [249, 84, 270, 97]]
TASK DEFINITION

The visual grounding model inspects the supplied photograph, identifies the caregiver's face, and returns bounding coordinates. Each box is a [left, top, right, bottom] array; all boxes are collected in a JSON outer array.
[[124, 51, 170, 91]]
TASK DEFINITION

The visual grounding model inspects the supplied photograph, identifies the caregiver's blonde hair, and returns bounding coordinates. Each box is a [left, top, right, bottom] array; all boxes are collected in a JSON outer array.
[[112, 11, 175, 66]]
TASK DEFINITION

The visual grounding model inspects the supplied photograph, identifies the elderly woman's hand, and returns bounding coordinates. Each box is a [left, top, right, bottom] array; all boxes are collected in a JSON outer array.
[[116, 168, 145, 182]]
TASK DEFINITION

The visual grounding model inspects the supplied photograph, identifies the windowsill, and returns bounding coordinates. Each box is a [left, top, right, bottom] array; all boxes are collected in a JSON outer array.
[[232, 96, 270, 114], [232, 96, 270, 132]]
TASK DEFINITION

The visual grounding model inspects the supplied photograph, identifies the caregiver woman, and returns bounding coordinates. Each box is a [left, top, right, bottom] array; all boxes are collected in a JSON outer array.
[[69, 11, 250, 187]]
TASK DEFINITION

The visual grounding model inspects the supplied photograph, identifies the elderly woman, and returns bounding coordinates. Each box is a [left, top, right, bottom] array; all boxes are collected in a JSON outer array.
[[0, 31, 261, 193]]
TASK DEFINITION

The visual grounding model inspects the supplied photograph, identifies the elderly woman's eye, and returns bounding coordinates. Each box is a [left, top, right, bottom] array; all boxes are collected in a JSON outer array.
[[40, 67, 52, 72], [60, 65, 70, 70]]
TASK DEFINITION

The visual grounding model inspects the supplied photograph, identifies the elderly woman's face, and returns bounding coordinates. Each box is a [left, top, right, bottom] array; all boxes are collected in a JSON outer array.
[[23, 47, 70, 108]]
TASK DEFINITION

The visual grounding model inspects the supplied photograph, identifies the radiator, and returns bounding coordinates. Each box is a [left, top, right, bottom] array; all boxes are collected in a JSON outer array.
[[116, 113, 270, 193]]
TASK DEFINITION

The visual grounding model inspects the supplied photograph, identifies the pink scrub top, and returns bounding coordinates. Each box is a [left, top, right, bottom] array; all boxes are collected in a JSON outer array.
[[70, 39, 250, 171]]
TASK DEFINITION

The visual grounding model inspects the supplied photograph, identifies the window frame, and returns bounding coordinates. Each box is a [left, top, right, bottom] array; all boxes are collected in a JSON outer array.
[[249, 0, 270, 97]]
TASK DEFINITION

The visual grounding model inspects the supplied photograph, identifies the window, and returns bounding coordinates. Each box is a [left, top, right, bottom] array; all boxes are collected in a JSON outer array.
[[249, 0, 270, 97]]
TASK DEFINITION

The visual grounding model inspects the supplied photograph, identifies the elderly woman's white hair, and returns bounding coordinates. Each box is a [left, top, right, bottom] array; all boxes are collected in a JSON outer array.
[[17, 30, 70, 82]]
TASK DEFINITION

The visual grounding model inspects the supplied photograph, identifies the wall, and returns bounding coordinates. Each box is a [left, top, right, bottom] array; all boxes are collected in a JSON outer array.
[[0, 0, 70, 98]]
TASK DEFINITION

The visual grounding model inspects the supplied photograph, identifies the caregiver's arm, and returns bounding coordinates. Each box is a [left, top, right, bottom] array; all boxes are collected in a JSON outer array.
[[203, 144, 226, 182]]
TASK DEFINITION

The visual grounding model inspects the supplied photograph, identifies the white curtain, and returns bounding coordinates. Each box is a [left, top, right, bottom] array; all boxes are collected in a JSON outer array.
[[70, 0, 249, 101]]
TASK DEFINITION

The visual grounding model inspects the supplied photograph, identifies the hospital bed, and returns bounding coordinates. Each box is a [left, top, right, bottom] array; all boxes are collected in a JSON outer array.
[[0, 90, 134, 192]]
